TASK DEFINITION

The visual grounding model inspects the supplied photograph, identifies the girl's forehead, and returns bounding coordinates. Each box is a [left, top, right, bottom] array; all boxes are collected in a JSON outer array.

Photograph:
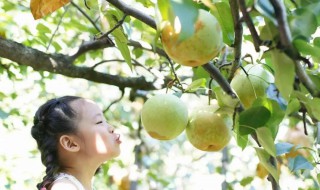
[[71, 99, 102, 118]]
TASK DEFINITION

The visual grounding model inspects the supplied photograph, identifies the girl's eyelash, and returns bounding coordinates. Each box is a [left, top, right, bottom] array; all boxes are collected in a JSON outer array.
[[96, 121, 103, 124]]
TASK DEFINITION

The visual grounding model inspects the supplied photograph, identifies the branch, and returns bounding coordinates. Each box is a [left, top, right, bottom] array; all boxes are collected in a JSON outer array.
[[71, 37, 114, 60], [238, 0, 262, 51], [269, 0, 320, 97], [0, 38, 159, 90], [71, 1, 101, 33], [105, 0, 157, 30], [228, 0, 243, 81]]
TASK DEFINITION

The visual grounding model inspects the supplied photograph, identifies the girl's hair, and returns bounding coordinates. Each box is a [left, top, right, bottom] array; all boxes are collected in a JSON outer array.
[[31, 96, 82, 190]]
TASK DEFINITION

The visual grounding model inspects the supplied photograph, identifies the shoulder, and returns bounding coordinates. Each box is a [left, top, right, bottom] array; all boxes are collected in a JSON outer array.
[[48, 178, 78, 190]]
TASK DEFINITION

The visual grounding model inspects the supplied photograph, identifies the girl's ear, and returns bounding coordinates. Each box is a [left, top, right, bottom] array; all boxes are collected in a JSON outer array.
[[59, 135, 80, 152]]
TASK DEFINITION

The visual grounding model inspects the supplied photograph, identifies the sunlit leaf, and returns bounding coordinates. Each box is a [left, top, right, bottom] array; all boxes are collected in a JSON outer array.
[[289, 8, 318, 38], [234, 113, 248, 150], [185, 78, 206, 92], [30, 0, 70, 20], [269, 49, 295, 101], [293, 38, 320, 60], [257, 127, 276, 157], [255, 148, 279, 183]]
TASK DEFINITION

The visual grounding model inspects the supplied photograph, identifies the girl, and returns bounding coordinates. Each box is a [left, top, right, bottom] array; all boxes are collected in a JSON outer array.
[[31, 96, 122, 190]]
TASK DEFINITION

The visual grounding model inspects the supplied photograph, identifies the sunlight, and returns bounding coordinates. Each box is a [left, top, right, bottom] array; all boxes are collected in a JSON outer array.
[[95, 133, 107, 153]]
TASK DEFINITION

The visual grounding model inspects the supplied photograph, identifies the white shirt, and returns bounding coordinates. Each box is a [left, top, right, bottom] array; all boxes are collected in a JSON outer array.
[[53, 173, 94, 190]]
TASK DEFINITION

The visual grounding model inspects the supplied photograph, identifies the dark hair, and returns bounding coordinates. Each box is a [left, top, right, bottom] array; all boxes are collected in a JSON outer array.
[[31, 96, 82, 190]]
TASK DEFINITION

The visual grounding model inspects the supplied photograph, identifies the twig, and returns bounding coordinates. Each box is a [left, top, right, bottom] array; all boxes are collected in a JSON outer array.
[[267, 157, 280, 190], [71, 1, 101, 32], [103, 88, 125, 113], [228, 0, 243, 82], [106, 0, 157, 29], [238, 0, 262, 52], [97, 14, 128, 40], [165, 55, 184, 92], [269, 0, 320, 97], [46, 5, 70, 52], [71, 37, 114, 60]]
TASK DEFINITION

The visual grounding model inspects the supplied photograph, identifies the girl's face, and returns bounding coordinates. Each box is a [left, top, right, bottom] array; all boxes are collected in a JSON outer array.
[[71, 99, 121, 162]]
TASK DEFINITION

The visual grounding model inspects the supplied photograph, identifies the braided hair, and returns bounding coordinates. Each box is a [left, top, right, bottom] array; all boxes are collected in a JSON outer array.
[[31, 96, 82, 190]]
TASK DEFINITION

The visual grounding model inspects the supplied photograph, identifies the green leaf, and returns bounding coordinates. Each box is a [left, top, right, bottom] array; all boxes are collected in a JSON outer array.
[[288, 155, 314, 172], [185, 78, 206, 92], [269, 49, 295, 101], [211, 2, 234, 46], [115, 38, 132, 69], [293, 38, 320, 60], [285, 98, 301, 116], [240, 176, 254, 186], [289, 8, 318, 38], [213, 86, 239, 108], [275, 142, 295, 156], [157, 0, 170, 21], [256, 127, 276, 157], [239, 106, 271, 135], [255, 148, 279, 183], [252, 98, 285, 139], [170, 0, 199, 41], [234, 113, 248, 150], [36, 23, 51, 34], [305, 98, 320, 120]]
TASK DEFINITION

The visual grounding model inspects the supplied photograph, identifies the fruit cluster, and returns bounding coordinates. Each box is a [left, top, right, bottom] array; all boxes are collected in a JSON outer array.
[[140, 94, 233, 152]]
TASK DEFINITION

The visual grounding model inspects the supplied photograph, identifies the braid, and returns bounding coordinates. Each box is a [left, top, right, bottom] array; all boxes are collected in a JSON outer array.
[[31, 96, 82, 190]]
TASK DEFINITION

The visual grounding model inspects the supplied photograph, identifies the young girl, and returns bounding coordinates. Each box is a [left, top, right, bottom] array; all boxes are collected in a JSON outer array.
[[31, 96, 122, 190]]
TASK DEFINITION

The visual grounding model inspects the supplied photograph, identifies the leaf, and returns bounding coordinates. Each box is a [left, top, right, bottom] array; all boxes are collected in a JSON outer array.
[[240, 176, 254, 186], [157, 0, 170, 21], [239, 106, 271, 135], [305, 98, 320, 120], [30, 0, 70, 20], [289, 8, 318, 38], [170, 0, 199, 41], [36, 23, 51, 34], [256, 127, 276, 157], [288, 155, 314, 172], [255, 148, 279, 183], [234, 113, 248, 150], [293, 38, 320, 60], [115, 37, 132, 70], [252, 98, 285, 139], [275, 142, 295, 156], [185, 78, 206, 92], [213, 86, 239, 108], [269, 49, 295, 101], [101, 8, 132, 69], [209, 2, 234, 46], [285, 98, 301, 116]]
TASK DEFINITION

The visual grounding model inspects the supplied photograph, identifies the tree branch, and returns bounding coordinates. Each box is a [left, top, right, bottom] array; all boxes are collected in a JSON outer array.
[[269, 0, 320, 97], [0, 38, 158, 90], [228, 0, 243, 82], [105, 0, 157, 30], [71, 1, 101, 33], [238, 0, 262, 52]]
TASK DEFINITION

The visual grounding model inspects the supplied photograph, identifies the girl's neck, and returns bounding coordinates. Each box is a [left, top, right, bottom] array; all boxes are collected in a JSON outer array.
[[60, 166, 96, 190]]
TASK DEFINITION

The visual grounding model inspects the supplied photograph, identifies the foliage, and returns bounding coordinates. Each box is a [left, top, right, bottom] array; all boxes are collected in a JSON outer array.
[[1, 0, 320, 189]]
